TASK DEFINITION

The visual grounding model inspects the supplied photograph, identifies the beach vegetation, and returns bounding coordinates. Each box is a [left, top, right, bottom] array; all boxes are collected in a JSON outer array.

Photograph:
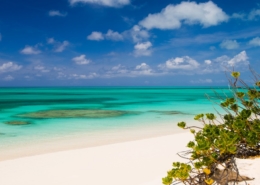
[[163, 69, 260, 185]]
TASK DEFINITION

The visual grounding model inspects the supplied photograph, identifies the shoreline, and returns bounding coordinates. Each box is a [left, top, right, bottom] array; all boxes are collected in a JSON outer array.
[[0, 129, 259, 185], [0, 132, 193, 185], [0, 119, 194, 161]]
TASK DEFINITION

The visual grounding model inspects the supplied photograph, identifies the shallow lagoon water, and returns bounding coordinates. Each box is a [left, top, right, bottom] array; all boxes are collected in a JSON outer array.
[[0, 87, 233, 154]]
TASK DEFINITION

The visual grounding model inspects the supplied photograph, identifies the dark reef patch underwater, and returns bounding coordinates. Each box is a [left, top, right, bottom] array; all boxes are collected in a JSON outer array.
[[5, 120, 31, 125], [15, 109, 137, 119]]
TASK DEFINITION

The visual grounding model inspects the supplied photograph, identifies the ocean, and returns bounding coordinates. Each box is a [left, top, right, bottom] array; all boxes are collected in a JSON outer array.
[[0, 87, 233, 158]]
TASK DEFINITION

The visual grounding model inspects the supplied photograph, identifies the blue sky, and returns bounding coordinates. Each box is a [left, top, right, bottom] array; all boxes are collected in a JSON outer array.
[[0, 0, 260, 86]]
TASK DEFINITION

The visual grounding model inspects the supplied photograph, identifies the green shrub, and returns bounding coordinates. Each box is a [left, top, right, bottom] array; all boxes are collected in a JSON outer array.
[[163, 71, 260, 185]]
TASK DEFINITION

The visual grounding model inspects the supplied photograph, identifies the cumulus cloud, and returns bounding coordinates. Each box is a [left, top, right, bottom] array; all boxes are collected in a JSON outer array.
[[87, 30, 123, 41], [105, 30, 123, 41], [133, 63, 153, 75], [87, 32, 104, 41], [72, 55, 91, 65], [69, 73, 98, 79], [248, 9, 260, 20], [227, 51, 248, 66], [55, 41, 69, 52], [47, 38, 55, 44], [220, 39, 239, 50], [0, 62, 22, 73], [20, 46, 41, 55], [135, 63, 150, 70], [34, 65, 50, 73], [139, 1, 228, 30], [48, 10, 67, 17], [159, 56, 200, 70], [204, 60, 212, 65], [191, 79, 212, 84], [232, 8, 260, 21], [127, 25, 150, 43], [3, 75, 14, 81], [106, 63, 154, 77], [202, 51, 249, 73], [87, 26, 149, 43], [231, 13, 247, 20], [47, 38, 69, 52], [248, 37, 260, 46], [69, 0, 130, 7], [110, 64, 128, 75], [134, 41, 152, 56]]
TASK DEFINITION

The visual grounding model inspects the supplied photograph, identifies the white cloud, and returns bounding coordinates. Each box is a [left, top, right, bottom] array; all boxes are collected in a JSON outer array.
[[55, 41, 69, 52], [135, 63, 150, 70], [227, 51, 248, 66], [105, 30, 123, 41], [134, 41, 152, 56], [248, 9, 260, 20], [49, 10, 67, 17], [231, 13, 246, 20], [134, 42, 152, 50], [34, 65, 50, 73], [159, 56, 200, 70], [204, 60, 212, 65], [107, 63, 154, 77], [0, 62, 22, 73], [139, 1, 228, 30], [127, 25, 150, 43], [87, 30, 123, 41], [248, 37, 260, 46], [87, 26, 149, 43], [69, 0, 130, 7], [87, 31, 104, 41], [112, 64, 123, 71], [110, 64, 128, 75], [20, 46, 41, 55], [232, 9, 260, 21], [72, 55, 91, 65], [47, 38, 55, 44], [3, 75, 14, 81], [202, 51, 249, 73], [69, 73, 98, 79], [220, 40, 239, 50], [134, 63, 153, 75], [191, 79, 212, 84], [47, 38, 69, 52]]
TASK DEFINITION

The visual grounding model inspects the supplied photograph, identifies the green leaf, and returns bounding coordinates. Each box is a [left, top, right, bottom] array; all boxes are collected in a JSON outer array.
[[206, 113, 215, 120], [162, 176, 173, 185], [230, 104, 238, 112], [190, 129, 195, 134], [236, 92, 245, 98], [194, 113, 204, 120], [239, 109, 251, 119], [187, 141, 195, 148], [177, 122, 186, 129]]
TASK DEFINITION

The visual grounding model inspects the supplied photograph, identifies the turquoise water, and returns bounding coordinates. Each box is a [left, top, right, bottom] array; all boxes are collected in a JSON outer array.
[[0, 87, 233, 151]]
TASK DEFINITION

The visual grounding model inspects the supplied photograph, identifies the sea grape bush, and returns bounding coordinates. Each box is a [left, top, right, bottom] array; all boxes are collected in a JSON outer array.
[[163, 71, 260, 185]]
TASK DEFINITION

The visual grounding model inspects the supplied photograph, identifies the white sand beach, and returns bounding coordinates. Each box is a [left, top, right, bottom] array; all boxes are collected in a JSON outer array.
[[0, 131, 259, 185]]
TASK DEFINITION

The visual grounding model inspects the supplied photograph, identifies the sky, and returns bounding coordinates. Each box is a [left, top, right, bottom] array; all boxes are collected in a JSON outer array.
[[0, 0, 260, 86]]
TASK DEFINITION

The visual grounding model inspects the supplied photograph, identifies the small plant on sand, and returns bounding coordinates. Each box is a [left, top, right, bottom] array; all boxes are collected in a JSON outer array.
[[163, 70, 260, 185]]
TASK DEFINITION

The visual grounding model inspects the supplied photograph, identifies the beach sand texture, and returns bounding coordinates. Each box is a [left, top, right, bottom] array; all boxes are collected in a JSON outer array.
[[0, 132, 259, 185]]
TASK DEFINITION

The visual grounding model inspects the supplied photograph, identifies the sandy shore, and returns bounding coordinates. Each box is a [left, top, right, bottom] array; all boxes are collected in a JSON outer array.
[[0, 132, 192, 185], [0, 132, 259, 185]]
